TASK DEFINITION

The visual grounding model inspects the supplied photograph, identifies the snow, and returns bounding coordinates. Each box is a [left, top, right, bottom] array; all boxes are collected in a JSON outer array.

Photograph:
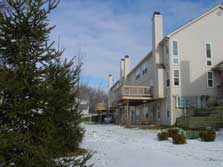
[[81, 124, 223, 167]]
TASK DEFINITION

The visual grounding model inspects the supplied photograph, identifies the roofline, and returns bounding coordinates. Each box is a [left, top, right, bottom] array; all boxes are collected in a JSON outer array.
[[159, 36, 169, 45], [212, 60, 223, 70], [126, 51, 152, 78], [109, 51, 152, 89], [167, 4, 223, 37], [110, 80, 120, 91]]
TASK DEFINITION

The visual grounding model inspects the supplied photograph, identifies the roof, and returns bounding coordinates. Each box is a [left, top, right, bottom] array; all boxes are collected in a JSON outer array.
[[213, 60, 223, 71], [110, 52, 152, 89], [167, 4, 223, 37], [110, 80, 120, 91], [126, 51, 152, 78]]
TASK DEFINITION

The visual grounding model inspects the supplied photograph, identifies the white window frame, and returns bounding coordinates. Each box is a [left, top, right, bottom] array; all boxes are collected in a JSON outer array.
[[172, 40, 179, 65], [205, 43, 212, 67], [207, 71, 214, 88], [175, 96, 185, 108], [173, 69, 180, 86]]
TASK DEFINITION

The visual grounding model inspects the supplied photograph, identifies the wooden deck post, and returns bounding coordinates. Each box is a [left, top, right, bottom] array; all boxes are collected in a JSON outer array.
[[126, 100, 129, 125]]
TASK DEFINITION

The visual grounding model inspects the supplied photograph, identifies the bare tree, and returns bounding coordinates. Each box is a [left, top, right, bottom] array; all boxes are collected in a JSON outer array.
[[79, 84, 108, 113]]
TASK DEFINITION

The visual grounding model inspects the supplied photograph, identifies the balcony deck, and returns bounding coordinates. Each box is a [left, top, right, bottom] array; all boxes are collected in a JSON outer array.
[[118, 85, 153, 102]]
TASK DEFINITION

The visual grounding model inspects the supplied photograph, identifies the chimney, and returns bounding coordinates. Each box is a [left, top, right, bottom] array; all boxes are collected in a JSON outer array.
[[120, 58, 125, 80], [108, 74, 113, 91], [124, 55, 130, 78], [152, 11, 163, 53]]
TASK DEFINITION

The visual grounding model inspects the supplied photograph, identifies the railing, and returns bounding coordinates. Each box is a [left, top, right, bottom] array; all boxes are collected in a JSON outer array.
[[96, 103, 108, 112], [119, 85, 152, 99]]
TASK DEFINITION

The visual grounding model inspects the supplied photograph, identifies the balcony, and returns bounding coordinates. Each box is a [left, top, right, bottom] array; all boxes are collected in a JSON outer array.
[[118, 85, 153, 101]]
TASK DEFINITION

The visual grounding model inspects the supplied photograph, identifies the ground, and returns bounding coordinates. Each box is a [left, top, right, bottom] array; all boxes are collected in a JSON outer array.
[[81, 124, 223, 167]]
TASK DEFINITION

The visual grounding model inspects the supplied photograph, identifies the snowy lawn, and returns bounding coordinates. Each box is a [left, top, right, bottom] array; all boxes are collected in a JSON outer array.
[[81, 124, 223, 167]]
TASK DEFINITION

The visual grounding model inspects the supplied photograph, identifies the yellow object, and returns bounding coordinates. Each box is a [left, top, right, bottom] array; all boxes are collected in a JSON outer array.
[[96, 103, 108, 112]]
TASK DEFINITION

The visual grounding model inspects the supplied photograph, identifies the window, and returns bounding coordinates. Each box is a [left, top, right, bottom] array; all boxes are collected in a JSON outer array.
[[173, 41, 178, 55], [173, 70, 180, 86], [157, 112, 160, 120], [146, 112, 149, 118], [136, 69, 141, 80], [207, 71, 214, 88], [166, 71, 170, 87], [206, 44, 212, 66], [142, 63, 148, 75], [143, 68, 148, 75], [167, 110, 170, 118], [172, 41, 179, 65], [175, 96, 183, 108]]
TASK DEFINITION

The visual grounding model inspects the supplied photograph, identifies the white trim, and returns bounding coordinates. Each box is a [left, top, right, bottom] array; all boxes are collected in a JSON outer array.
[[205, 43, 213, 67], [172, 40, 180, 65], [173, 69, 180, 86], [167, 5, 223, 37], [207, 71, 214, 88]]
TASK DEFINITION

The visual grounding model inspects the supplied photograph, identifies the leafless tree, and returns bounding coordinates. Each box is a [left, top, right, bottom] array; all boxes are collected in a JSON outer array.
[[79, 84, 108, 113]]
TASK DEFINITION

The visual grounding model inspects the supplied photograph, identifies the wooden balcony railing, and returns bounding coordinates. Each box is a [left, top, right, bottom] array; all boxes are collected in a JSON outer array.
[[118, 85, 153, 100]]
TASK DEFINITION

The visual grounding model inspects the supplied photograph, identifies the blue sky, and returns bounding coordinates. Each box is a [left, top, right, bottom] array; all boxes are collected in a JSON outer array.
[[49, 0, 223, 89]]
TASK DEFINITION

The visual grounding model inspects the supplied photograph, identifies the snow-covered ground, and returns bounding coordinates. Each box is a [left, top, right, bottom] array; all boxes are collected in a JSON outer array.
[[81, 124, 223, 167]]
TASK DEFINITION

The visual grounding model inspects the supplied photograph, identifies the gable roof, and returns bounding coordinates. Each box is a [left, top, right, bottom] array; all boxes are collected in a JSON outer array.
[[213, 60, 223, 71], [167, 4, 223, 37], [126, 51, 152, 78]]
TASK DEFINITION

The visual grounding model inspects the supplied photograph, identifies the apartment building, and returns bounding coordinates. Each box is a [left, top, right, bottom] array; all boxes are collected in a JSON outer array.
[[108, 5, 223, 125]]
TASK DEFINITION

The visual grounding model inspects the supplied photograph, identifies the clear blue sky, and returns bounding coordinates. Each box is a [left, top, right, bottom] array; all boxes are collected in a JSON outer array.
[[49, 0, 223, 89]]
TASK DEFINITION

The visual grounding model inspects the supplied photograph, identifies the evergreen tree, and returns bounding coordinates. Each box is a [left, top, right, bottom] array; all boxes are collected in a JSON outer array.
[[0, 0, 91, 166], [46, 58, 84, 154]]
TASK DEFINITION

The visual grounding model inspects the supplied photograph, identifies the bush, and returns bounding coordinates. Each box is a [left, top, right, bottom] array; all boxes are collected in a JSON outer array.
[[157, 131, 169, 141], [199, 130, 216, 142], [172, 134, 187, 144], [168, 128, 179, 137]]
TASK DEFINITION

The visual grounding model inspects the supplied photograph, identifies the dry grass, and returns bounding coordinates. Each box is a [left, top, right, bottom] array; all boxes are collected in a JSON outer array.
[[125, 125, 175, 130], [65, 148, 87, 157]]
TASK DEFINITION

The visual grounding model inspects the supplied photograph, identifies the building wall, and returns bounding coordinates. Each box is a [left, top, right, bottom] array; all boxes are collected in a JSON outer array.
[[109, 6, 223, 126], [169, 7, 223, 97], [168, 7, 223, 124], [108, 81, 120, 108], [125, 53, 154, 87]]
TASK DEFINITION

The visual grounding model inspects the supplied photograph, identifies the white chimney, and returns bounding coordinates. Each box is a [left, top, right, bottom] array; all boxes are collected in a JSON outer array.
[[152, 12, 164, 99], [108, 74, 113, 91], [120, 58, 125, 80], [124, 55, 130, 78], [152, 12, 163, 57]]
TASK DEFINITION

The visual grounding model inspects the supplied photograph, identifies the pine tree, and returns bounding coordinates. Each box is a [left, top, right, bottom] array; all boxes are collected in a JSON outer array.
[[0, 0, 91, 166], [46, 58, 84, 153], [46, 58, 92, 167]]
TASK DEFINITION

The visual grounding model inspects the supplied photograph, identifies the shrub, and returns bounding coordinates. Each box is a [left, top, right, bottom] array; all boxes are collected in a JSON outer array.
[[172, 134, 187, 144], [157, 131, 169, 141], [199, 130, 216, 142], [168, 128, 179, 137]]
